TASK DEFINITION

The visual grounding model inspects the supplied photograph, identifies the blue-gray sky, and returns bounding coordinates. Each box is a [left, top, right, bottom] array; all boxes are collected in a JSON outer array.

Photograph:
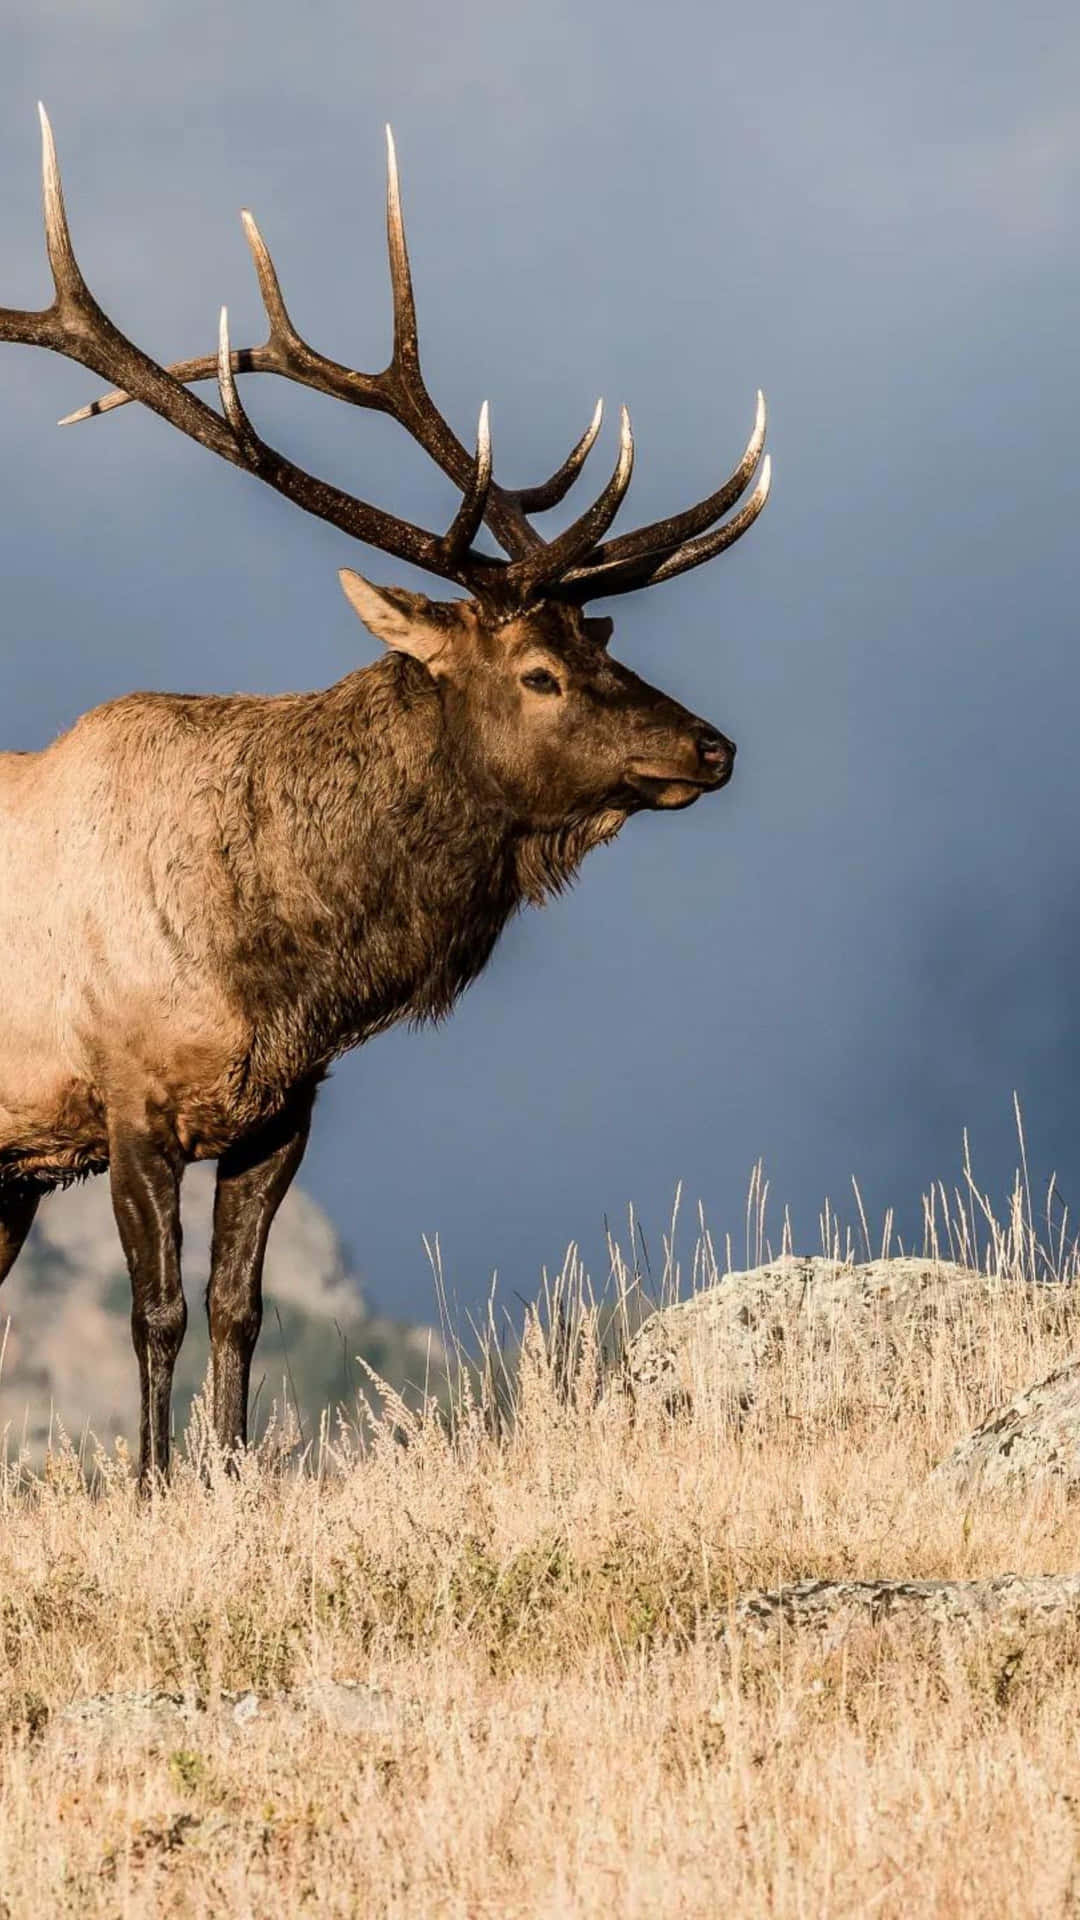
[[2, 3, 1079, 1319]]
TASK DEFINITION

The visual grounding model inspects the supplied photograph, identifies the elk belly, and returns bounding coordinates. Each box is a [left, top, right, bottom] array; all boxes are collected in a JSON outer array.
[[0, 1061, 107, 1187]]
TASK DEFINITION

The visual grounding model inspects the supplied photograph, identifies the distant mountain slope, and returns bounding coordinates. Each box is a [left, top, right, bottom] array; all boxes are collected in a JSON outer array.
[[0, 1165, 442, 1459]]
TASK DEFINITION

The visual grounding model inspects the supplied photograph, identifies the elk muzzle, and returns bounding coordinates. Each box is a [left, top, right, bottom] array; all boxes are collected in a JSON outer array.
[[625, 724, 736, 810]]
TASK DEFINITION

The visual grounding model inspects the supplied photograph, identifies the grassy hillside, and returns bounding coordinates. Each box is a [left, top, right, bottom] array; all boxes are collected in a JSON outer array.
[[2, 1163, 1080, 1914]]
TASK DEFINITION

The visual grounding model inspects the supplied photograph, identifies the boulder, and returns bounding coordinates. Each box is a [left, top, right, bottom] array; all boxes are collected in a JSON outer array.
[[933, 1362, 1080, 1497], [625, 1255, 1079, 1416], [722, 1572, 1080, 1649], [39, 1681, 406, 1767]]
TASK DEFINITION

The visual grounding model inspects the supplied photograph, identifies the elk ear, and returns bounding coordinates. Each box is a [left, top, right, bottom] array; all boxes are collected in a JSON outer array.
[[583, 614, 614, 650], [338, 568, 454, 665]]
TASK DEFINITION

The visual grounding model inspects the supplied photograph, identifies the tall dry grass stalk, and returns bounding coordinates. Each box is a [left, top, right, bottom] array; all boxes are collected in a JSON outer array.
[[3, 1135, 1080, 1916]]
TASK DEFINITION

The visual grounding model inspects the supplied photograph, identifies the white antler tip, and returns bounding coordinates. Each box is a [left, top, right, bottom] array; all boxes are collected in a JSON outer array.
[[37, 102, 56, 168], [385, 126, 402, 215], [759, 453, 772, 491], [240, 208, 270, 266]]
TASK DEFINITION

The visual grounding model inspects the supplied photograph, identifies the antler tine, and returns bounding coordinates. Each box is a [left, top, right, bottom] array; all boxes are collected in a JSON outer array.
[[581, 390, 767, 574], [215, 305, 255, 442], [441, 401, 493, 565], [213, 305, 500, 586], [378, 132, 542, 562], [503, 408, 634, 603], [38, 102, 89, 309], [240, 207, 302, 351], [0, 107, 238, 459], [509, 399, 604, 514], [558, 454, 772, 601], [384, 125, 421, 379], [60, 204, 382, 427], [0, 104, 102, 355], [58, 350, 246, 427]]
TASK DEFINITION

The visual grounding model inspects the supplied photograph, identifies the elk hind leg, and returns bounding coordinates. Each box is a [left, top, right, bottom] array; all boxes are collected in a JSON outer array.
[[207, 1084, 317, 1456]]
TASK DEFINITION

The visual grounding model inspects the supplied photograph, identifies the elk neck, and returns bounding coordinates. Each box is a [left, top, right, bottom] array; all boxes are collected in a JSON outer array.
[[205, 652, 621, 1098]]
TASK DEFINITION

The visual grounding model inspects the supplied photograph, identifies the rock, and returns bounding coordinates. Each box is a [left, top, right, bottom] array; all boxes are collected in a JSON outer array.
[[933, 1362, 1080, 1497], [624, 1255, 1079, 1416], [50, 1689, 206, 1760], [48, 1680, 405, 1764], [723, 1572, 1080, 1649], [240, 1679, 402, 1736]]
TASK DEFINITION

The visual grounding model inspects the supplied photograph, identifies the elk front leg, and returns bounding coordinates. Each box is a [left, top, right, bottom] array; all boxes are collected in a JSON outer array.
[[109, 1122, 186, 1489], [207, 1083, 317, 1455], [0, 1186, 39, 1282]]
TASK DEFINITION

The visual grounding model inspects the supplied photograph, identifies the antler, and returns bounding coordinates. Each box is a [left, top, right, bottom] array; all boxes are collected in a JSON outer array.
[[59, 131, 610, 575], [0, 108, 507, 593], [18, 108, 771, 606], [57, 127, 579, 571]]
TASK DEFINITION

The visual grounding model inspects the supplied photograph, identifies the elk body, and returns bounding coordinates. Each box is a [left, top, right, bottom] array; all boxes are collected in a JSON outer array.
[[0, 110, 771, 1484]]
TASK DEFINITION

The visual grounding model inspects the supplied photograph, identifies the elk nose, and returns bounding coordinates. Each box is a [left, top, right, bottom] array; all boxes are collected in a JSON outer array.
[[697, 728, 736, 776]]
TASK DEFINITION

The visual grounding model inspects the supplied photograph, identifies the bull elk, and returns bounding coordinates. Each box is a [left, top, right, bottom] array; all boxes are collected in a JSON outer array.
[[0, 108, 771, 1484]]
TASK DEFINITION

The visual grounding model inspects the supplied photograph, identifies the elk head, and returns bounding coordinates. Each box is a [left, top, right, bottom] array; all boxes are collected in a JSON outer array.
[[338, 576, 736, 828], [0, 109, 770, 830]]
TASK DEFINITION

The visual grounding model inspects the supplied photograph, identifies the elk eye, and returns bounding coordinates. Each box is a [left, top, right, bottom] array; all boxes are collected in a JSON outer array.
[[520, 668, 562, 696]]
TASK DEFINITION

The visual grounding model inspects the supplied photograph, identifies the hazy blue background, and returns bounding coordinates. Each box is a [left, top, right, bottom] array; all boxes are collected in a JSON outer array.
[[2, 2, 1078, 1320]]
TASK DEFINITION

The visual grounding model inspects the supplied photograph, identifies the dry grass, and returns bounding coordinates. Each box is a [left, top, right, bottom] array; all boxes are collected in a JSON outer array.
[[4, 1138, 1080, 1916]]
